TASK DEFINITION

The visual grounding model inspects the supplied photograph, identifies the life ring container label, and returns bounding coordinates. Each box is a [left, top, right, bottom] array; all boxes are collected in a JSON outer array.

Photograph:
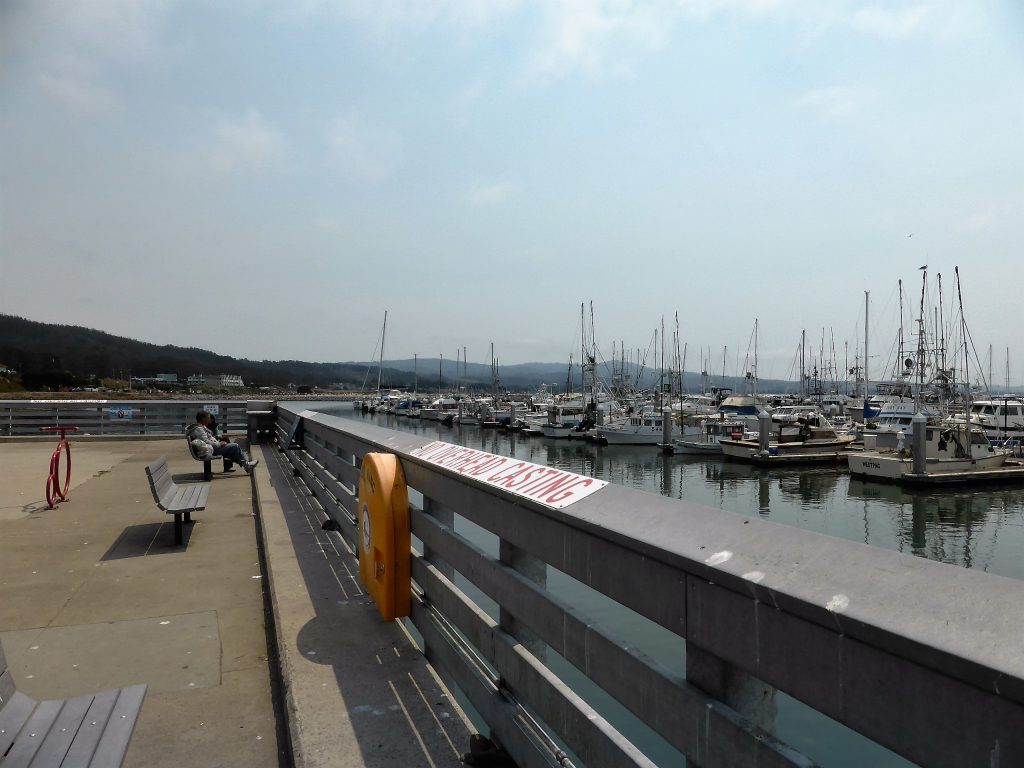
[[410, 440, 608, 510]]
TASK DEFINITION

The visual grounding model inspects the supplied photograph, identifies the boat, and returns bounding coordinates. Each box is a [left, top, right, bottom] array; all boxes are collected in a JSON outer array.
[[456, 399, 484, 426], [719, 412, 855, 463], [964, 396, 1024, 442], [849, 267, 1022, 482], [599, 405, 675, 446], [848, 418, 1014, 481], [540, 402, 592, 439], [672, 419, 750, 455]]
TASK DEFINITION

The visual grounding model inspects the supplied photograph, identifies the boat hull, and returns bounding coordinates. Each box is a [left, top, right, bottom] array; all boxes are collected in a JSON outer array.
[[848, 451, 1011, 481]]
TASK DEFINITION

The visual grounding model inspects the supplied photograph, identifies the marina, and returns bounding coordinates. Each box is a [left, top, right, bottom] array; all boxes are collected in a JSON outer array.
[[318, 402, 1024, 583]]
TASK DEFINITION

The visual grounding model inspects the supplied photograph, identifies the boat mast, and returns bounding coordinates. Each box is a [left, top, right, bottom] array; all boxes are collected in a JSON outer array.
[[864, 291, 869, 401], [590, 302, 597, 409], [800, 330, 806, 400], [438, 353, 442, 397], [753, 318, 759, 400], [659, 316, 665, 411], [377, 310, 387, 396], [955, 266, 972, 425], [916, 268, 927, 409]]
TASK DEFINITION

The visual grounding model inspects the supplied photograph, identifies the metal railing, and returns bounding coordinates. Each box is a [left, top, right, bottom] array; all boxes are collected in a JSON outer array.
[[0, 399, 251, 436], [275, 405, 1024, 768]]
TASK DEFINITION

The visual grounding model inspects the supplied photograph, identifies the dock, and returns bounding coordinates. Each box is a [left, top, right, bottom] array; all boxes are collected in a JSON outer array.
[[0, 436, 471, 768]]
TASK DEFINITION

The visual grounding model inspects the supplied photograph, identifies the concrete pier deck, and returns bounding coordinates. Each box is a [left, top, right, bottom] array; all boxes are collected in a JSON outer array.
[[0, 438, 473, 767]]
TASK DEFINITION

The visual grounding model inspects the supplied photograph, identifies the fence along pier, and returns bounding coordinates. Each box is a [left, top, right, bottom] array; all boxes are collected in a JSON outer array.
[[273, 404, 1024, 768]]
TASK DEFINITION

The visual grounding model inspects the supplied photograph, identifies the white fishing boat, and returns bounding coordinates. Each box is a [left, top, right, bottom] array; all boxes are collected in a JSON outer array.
[[456, 399, 484, 426], [849, 267, 1021, 482], [673, 419, 750, 455], [422, 396, 459, 423], [599, 405, 675, 446], [963, 396, 1024, 442], [540, 403, 590, 439], [719, 413, 855, 462], [848, 418, 1013, 481]]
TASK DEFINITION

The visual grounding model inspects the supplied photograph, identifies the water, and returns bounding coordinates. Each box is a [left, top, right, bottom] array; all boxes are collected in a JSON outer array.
[[306, 404, 1024, 766]]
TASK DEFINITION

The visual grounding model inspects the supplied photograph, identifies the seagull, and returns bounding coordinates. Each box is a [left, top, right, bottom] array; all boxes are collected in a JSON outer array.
[[907, 233, 913, 238]]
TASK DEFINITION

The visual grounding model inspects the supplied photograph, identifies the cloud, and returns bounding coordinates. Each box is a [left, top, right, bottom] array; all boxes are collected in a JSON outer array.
[[37, 72, 118, 114], [466, 182, 518, 206], [848, 5, 930, 39], [527, 0, 676, 77], [326, 115, 403, 182], [795, 86, 872, 119], [208, 110, 291, 173], [11, 1, 171, 113]]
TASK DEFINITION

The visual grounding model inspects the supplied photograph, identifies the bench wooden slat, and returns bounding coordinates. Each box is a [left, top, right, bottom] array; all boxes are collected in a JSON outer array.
[[1, 668, 16, 705], [188, 485, 210, 512], [148, 460, 170, 485], [1, 698, 62, 767], [58, 690, 118, 767], [28, 692, 95, 768], [87, 685, 147, 767], [0, 640, 146, 768], [0, 690, 36, 757], [166, 486, 187, 510], [162, 483, 209, 514], [152, 474, 173, 501], [170, 486, 195, 512]]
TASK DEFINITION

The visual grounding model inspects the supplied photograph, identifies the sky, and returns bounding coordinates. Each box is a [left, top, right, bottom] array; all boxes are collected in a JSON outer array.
[[2, 1, 1023, 386]]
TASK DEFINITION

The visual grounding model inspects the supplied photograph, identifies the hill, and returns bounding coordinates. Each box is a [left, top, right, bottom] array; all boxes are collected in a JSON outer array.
[[0, 314, 801, 395]]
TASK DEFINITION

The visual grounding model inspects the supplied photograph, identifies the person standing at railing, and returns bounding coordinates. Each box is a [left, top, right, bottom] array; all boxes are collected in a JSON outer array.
[[187, 410, 259, 474]]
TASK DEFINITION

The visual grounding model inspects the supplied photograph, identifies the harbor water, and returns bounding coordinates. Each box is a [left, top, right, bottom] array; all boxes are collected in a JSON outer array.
[[310, 403, 1024, 767]]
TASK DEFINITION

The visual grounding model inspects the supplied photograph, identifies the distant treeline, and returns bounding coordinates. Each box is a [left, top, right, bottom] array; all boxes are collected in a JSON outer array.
[[0, 314, 801, 393]]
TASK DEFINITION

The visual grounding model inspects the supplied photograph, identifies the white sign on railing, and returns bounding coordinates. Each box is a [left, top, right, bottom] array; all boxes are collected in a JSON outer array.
[[203, 404, 220, 416], [108, 406, 133, 421], [410, 440, 608, 510]]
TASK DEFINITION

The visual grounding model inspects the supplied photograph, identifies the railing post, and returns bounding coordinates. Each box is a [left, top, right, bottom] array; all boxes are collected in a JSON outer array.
[[685, 641, 777, 733], [422, 497, 455, 582], [499, 540, 546, 660]]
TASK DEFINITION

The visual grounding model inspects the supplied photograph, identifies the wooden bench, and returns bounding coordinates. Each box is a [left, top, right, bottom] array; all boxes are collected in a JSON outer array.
[[145, 457, 210, 546], [185, 433, 232, 481], [0, 640, 146, 767]]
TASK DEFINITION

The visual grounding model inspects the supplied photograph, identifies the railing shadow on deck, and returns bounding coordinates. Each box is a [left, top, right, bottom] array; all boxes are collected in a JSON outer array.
[[273, 404, 1024, 768]]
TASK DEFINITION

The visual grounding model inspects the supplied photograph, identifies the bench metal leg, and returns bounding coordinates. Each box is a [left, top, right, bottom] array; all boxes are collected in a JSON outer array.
[[174, 513, 183, 545], [203, 460, 212, 481]]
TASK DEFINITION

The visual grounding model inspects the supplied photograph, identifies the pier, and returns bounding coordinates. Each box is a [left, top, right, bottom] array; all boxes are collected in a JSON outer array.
[[1, 398, 1023, 767]]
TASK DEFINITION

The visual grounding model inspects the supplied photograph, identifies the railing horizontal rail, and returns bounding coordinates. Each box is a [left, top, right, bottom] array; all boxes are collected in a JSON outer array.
[[274, 406, 1024, 768], [0, 400, 252, 436]]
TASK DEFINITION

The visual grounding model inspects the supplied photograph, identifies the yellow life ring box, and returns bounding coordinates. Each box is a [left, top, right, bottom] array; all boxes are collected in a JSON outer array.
[[357, 453, 411, 620]]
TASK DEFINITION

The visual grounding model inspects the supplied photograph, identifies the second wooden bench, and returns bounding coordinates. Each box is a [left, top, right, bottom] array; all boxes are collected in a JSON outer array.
[[144, 457, 209, 545]]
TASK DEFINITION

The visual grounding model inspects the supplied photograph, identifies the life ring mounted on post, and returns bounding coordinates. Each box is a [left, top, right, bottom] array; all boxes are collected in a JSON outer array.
[[357, 452, 411, 621]]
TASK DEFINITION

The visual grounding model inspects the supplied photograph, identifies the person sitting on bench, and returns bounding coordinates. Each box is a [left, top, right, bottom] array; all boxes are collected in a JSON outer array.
[[207, 412, 235, 471], [187, 410, 260, 473]]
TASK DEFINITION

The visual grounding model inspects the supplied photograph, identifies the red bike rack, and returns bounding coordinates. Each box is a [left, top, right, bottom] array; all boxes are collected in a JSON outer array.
[[40, 426, 80, 508]]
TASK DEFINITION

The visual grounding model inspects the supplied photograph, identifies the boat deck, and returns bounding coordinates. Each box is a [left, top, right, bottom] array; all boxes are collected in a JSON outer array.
[[866, 459, 1024, 485]]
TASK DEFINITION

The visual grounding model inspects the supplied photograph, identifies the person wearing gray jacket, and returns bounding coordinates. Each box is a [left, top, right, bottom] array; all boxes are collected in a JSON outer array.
[[187, 411, 260, 473]]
